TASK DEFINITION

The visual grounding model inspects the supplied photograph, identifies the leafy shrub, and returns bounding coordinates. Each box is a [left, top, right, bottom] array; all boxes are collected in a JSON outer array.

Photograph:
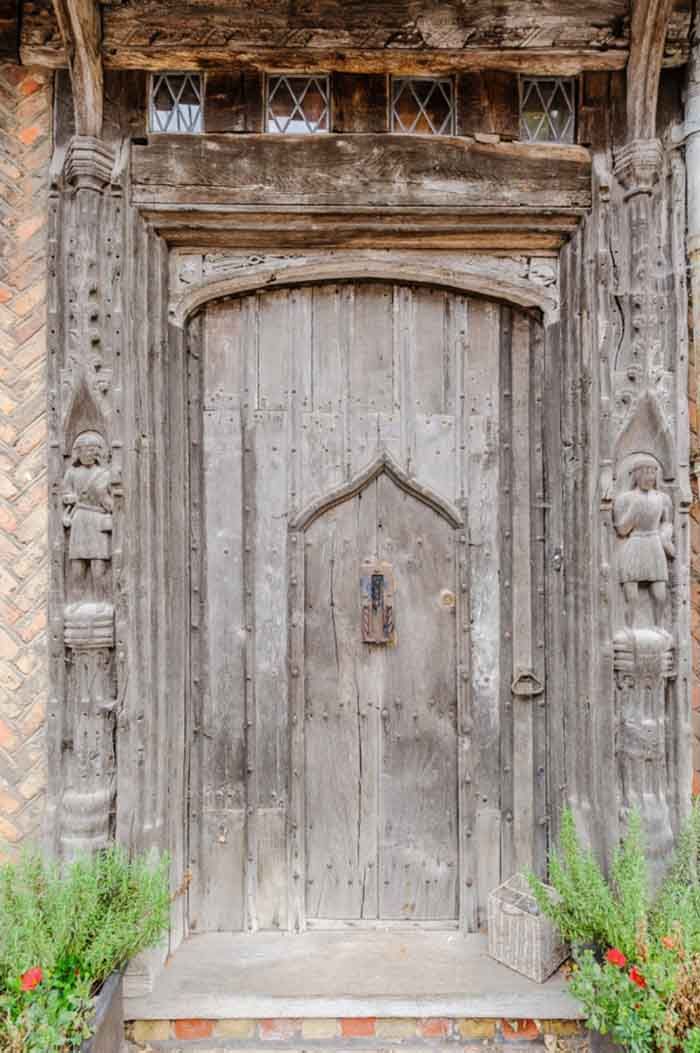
[[0, 846, 170, 1053], [529, 803, 700, 1053]]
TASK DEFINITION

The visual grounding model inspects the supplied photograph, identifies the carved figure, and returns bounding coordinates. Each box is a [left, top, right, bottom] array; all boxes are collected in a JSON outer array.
[[613, 460, 674, 629], [62, 431, 113, 602]]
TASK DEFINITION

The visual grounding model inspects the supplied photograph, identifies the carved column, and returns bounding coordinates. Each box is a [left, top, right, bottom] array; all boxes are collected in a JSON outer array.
[[603, 132, 690, 874], [47, 135, 122, 857]]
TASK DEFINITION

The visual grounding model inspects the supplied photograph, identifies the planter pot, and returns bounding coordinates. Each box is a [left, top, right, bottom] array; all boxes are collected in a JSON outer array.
[[81, 972, 123, 1053]]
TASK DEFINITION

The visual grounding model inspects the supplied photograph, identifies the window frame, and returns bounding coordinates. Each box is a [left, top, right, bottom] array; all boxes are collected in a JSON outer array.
[[518, 75, 578, 145], [148, 72, 205, 135], [389, 75, 456, 137], [264, 72, 332, 135]]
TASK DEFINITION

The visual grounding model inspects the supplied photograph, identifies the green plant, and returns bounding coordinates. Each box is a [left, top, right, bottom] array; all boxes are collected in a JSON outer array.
[[529, 803, 700, 1053], [0, 846, 170, 1053]]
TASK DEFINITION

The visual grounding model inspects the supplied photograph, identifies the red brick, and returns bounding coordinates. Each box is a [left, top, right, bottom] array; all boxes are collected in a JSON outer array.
[[501, 1019, 541, 1041], [419, 1018, 451, 1038], [17, 126, 41, 147], [341, 1018, 376, 1037], [19, 77, 43, 97], [259, 1019, 301, 1039], [693, 771, 700, 797], [173, 1019, 214, 1039]]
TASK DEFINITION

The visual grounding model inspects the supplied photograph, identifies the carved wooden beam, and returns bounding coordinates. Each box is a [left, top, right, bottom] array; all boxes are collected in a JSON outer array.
[[22, 0, 692, 73], [51, 0, 103, 136], [626, 0, 674, 141]]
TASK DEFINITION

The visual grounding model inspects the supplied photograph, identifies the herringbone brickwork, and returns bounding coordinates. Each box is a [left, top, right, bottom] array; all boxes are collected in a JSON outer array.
[[0, 63, 52, 857]]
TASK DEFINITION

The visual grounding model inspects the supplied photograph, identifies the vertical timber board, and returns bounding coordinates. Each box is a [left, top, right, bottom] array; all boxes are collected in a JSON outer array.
[[301, 285, 345, 510], [303, 488, 379, 921], [543, 313, 566, 853], [530, 317, 548, 876], [167, 320, 189, 947], [454, 293, 475, 931], [465, 300, 502, 921], [498, 307, 515, 882], [288, 527, 306, 931], [412, 287, 457, 503], [379, 476, 459, 921], [190, 306, 247, 933], [511, 310, 535, 874], [350, 283, 394, 473]]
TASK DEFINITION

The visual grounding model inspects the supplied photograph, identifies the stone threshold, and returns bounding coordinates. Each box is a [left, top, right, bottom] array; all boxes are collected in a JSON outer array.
[[124, 931, 583, 1023]]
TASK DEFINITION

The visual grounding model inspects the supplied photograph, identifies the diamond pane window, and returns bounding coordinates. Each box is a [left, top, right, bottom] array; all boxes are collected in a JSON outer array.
[[391, 78, 454, 135], [149, 74, 203, 133], [520, 78, 575, 144], [266, 76, 329, 134]]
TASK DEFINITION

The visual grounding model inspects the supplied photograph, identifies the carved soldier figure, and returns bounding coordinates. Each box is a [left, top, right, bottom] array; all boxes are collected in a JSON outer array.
[[613, 460, 674, 630], [62, 431, 113, 603]]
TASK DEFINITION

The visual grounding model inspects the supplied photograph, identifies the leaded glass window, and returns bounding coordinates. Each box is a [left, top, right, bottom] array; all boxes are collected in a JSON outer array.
[[266, 75, 330, 134], [519, 78, 575, 144], [149, 74, 203, 133], [391, 78, 454, 136]]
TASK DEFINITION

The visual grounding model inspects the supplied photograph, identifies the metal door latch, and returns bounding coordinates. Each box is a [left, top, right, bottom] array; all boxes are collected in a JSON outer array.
[[361, 560, 395, 644]]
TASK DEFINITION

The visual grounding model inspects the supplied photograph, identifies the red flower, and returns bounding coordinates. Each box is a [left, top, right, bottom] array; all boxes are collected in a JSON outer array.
[[629, 967, 647, 989], [606, 948, 627, 968], [662, 936, 676, 950], [20, 967, 43, 992]]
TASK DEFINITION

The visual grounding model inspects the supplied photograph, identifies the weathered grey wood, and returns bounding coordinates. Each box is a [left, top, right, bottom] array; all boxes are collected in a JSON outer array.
[[304, 488, 380, 921], [378, 474, 459, 921], [193, 281, 546, 932], [51, 0, 103, 135], [131, 137, 593, 211], [627, 0, 674, 141], [511, 311, 535, 875], [466, 300, 504, 924]]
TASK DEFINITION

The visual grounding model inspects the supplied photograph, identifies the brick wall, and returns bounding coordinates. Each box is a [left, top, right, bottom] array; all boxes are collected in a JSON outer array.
[[0, 63, 52, 856]]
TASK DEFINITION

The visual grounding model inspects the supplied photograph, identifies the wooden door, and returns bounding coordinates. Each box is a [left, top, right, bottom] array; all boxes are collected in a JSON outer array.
[[188, 279, 547, 934], [302, 469, 459, 924]]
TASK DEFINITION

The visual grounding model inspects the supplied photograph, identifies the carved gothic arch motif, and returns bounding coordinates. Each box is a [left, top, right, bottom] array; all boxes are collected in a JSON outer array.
[[613, 388, 675, 482], [63, 375, 110, 456], [173, 255, 555, 327], [290, 450, 464, 533]]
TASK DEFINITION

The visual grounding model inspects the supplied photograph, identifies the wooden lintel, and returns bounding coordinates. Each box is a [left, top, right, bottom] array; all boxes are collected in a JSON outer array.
[[51, 0, 103, 136], [627, 0, 675, 140], [131, 134, 592, 213]]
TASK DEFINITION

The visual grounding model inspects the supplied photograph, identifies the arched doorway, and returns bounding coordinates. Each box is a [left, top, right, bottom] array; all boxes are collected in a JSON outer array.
[[186, 279, 547, 934]]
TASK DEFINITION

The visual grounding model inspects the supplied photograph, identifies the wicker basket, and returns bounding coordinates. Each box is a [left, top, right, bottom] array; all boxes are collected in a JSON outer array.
[[488, 873, 569, 983]]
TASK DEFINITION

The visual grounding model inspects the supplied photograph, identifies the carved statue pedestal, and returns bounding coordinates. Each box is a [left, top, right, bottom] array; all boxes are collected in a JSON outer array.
[[613, 628, 674, 885], [61, 602, 117, 859]]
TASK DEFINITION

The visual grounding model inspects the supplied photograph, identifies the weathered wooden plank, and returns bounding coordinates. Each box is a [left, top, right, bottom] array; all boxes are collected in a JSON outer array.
[[189, 310, 247, 932], [457, 72, 519, 140], [379, 476, 459, 921], [332, 73, 387, 133], [51, 0, 103, 135], [20, 0, 693, 70], [205, 70, 263, 133], [304, 489, 379, 920], [256, 808, 288, 930], [511, 309, 535, 875], [131, 136, 593, 211], [465, 299, 502, 922]]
